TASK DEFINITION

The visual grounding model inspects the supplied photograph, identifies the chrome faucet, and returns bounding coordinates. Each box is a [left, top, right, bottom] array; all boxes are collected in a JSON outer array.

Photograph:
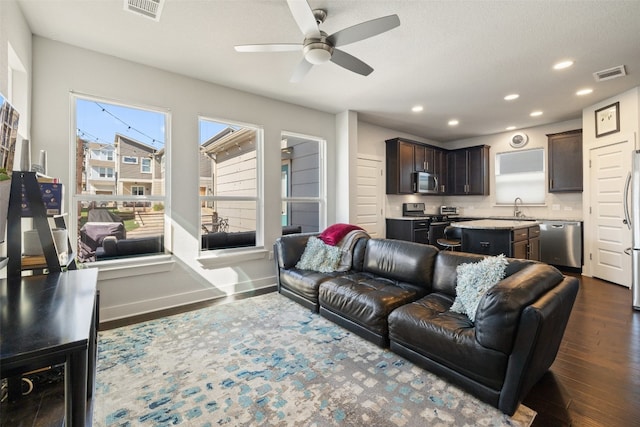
[[513, 197, 523, 218]]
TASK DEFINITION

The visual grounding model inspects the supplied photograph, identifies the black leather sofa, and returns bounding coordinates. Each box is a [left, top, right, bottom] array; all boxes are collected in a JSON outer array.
[[273, 234, 579, 415], [202, 225, 302, 250]]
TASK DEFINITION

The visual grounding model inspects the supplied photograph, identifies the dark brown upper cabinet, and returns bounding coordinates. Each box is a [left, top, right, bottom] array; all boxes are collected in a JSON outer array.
[[548, 129, 583, 192], [386, 138, 448, 195], [447, 145, 490, 195]]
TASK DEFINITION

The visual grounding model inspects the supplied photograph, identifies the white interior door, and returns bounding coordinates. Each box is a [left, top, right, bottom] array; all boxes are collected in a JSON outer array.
[[590, 140, 633, 287], [356, 156, 384, 238]]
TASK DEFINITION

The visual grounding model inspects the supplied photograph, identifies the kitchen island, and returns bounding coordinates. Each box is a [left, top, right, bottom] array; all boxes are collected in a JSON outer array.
[[450, 219, 540, 260]]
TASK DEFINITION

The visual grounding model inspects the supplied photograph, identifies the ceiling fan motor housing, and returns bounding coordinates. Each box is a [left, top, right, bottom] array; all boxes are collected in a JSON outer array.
[[303, 32, 333, 64]]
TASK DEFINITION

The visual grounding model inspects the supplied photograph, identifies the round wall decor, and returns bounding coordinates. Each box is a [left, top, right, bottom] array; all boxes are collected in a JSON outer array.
[[510, 132, 529, 148]]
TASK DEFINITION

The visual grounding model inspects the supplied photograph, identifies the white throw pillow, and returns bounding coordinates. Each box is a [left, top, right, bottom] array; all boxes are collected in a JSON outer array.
[[295, 236, 343, 273], [450, 254, 508, 322]]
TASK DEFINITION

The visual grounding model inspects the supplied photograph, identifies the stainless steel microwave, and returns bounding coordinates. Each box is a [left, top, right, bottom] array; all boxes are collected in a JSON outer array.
[[413, 171, 439, 194]]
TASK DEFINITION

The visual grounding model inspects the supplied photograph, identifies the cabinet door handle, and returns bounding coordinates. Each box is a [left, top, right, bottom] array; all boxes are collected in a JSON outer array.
[[480, 241, 490, 248]]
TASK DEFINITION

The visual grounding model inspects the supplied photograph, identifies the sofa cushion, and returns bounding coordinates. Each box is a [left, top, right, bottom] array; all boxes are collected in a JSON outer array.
[[279, 268, 343, 304], [388, 293, 510, 390], [450, 254, 508, 322], [362, 239, 438, 288], [319, 272, 428, 336]]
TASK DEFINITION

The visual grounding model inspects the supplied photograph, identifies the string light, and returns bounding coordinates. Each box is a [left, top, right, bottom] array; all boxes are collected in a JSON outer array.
[[77, 128, 159, 157], [93, 102, 164, 147]]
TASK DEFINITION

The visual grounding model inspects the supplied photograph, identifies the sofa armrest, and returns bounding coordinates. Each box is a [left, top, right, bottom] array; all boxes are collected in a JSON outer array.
[[474, 263, 564, 354], [498, 275, 579, 414], [273, 232, 318, 269]]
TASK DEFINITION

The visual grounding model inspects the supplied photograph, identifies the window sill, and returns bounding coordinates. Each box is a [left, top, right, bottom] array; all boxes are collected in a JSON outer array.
[[89, 254, 175, 280], [197, 247, 271, 268]]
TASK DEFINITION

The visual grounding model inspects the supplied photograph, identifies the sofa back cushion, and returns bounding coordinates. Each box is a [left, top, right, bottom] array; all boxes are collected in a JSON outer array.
[[432, 251, 535, 297], [474, 262, 564, 353], [362, 239, 438, 289]]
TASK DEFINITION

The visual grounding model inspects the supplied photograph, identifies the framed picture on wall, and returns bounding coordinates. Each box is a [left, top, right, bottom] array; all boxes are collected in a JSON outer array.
[[595, 102, 620, 138]]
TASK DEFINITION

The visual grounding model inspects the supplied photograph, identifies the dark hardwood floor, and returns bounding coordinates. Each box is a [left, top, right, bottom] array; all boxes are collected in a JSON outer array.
[[524, 273, 640, 426], [2, 275, 639, 426]]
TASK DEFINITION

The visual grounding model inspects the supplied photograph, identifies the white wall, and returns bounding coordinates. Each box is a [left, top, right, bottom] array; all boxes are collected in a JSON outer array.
[[30, 37, 337, 321], [0, 0, 32, 140]]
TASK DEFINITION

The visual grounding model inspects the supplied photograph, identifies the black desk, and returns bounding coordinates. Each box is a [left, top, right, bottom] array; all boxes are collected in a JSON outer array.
[[1, 269, 99, 427]]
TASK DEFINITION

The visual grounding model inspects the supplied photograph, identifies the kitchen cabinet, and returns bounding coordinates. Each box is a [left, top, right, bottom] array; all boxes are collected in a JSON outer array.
[[414, 145, 435, 173], [512, 225, 540, 260], [434, 149, 448, 193], [447, 145, 490, 195], [386, 218, 430, 244], [386, 139, 415, 194], [548, 129, 583, 192], [386, 138, 446, 195], [456, 220, 539, 259]]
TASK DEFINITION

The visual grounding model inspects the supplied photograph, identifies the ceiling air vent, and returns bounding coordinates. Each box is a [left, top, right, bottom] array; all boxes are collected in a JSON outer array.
[[124, 0, 165, 21], [593, 65, 626, 82]]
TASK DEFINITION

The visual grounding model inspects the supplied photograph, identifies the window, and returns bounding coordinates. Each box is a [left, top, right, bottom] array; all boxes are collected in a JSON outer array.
[[141, 157, 151, 173], [93, 166, 114, 179], [199, 117, 261, 251], [495, 148, 545, 204], [74, 95, 167, 263], [281, 132, 325, 233]]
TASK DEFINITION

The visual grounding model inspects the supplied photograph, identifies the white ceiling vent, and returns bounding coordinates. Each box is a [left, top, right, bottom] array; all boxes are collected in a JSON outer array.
[[124, 0, 165, 21], [593, 65, 626, 82]]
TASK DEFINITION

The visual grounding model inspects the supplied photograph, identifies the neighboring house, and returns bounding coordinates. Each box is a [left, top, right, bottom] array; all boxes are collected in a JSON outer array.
[[81, 134, 164, 203], [200, 127, 256, 232], [114, 133, 161, 200], [83, 140, 116, 195]]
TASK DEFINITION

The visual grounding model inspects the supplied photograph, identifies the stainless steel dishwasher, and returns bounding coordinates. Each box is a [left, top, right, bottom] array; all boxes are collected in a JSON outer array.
[[539, 221, 583, 268]]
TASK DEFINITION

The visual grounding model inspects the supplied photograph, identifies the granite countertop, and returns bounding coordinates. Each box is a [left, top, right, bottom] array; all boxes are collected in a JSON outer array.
[[450, 219, 539, 230]]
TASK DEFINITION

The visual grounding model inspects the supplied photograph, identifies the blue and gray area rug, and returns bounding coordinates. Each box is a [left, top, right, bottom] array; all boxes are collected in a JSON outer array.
[[94, 292, 535, 426]]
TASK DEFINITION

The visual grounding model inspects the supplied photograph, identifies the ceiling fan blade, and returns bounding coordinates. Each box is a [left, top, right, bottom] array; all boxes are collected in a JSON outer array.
[[290, 58, 313, 83], [234, 44, 302, 53], [327, 14, 400, 47], [287, 0, 320, 38], [330, 49, 374, 76]]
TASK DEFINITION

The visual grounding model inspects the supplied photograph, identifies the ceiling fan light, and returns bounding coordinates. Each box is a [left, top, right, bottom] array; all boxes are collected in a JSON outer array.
[[304, 47, 332, 64]]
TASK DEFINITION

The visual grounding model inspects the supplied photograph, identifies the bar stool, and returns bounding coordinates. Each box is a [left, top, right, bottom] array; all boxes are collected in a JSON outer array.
[[437, 226, 462, 251]]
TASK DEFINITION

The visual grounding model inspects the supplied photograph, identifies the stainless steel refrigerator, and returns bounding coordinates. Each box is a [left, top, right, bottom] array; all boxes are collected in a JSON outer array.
[[624, 150, 640, 310]]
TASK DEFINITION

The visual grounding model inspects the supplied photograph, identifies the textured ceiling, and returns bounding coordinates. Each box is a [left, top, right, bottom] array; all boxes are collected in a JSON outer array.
[[16, 0, 640, 142]]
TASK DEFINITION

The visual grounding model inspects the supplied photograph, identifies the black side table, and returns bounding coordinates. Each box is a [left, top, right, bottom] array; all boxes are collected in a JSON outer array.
[[1, 268, 99, 427]]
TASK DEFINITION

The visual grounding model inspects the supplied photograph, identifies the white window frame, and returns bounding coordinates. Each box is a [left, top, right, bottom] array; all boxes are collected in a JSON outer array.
[[131, 185, 145, 196], [122, 156, 138, 164], [495, 148, 545, 205], [198, 116, 263, 254], [141, 157, 152, 173], [70, 92, 171, 266], [280, 131, 327, 231]]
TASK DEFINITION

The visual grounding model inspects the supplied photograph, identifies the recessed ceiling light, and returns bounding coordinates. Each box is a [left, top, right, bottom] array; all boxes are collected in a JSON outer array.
[[553, 60, 574, 70], [448, 119, 459, 126], [504, 94, 519, 101], [576, 88, 593, 96], [412, 105, 424, 113], [530, 111, 543, 117], [505, 126, 516, 131]]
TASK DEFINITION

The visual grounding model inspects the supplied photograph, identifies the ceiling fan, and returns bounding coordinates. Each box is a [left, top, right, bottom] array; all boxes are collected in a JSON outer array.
[[234, 0, 400, 82]]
